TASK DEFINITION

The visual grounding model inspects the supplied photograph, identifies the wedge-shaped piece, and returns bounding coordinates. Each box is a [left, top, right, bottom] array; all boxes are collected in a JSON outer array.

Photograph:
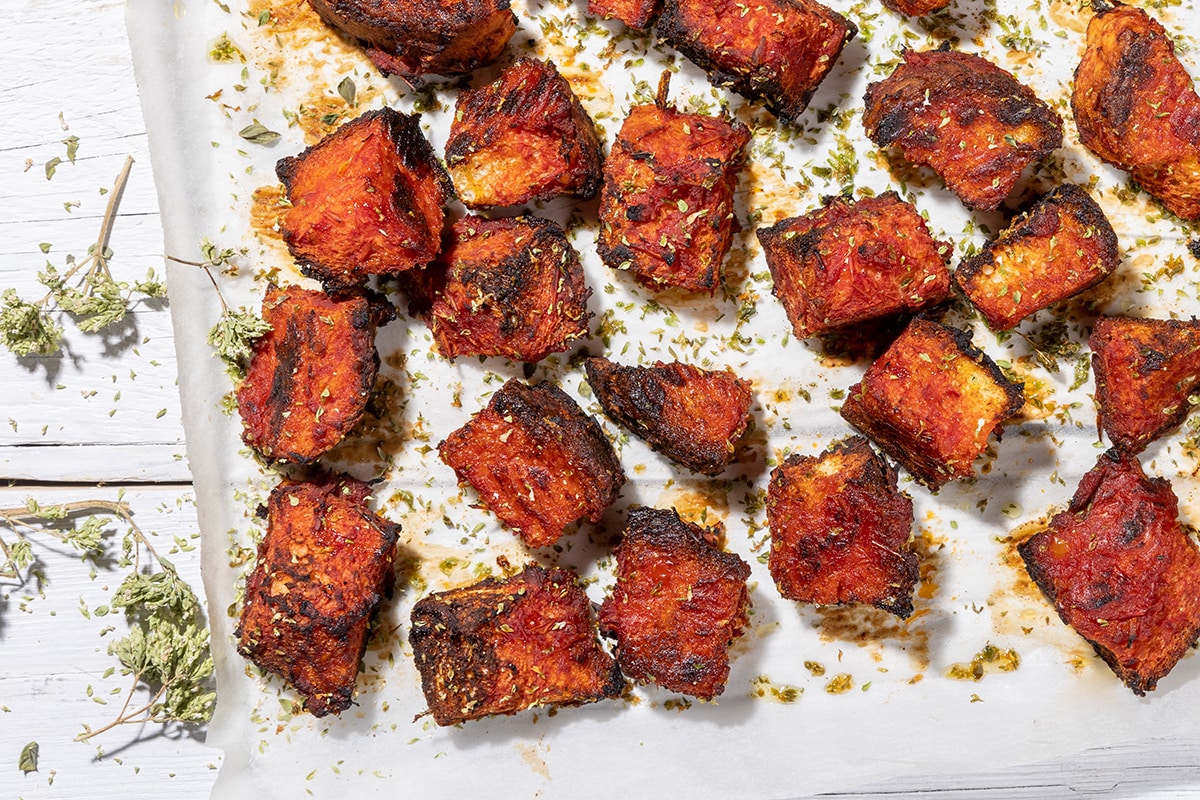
[[1072, 3, 1200, 220], [410, 564, 625, 725], [657, 0, 856, 122], [840, 318, 1024, 489], [767, 436, 917, 617], [1019, 450, 1200, 695], [409, 216, 592, 363], [237, 475, 400, 716], [277, 108, 449, 290], [863, 48, 1063, 211], [236, 283, 393, 464], [588, 0, 660, 28], [308, 0, 515, 83], [445, 58, 603, 209], [598, 507, 750, 699], [880, 0, 950, 16], [583, 357, 752, 475], [1090, 316, 1200, 453], [596, 77, 749, 293], [757, 191, 952, 338], [955, 184, 1119, 331], [439, 379, 625, 548]]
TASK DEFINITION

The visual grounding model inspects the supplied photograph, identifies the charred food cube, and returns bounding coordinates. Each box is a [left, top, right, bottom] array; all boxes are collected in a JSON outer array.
[[657, 0, 856, 122], [840, 318, 1025, 489], [236, 283, 393, 464], [445, 58, 603, 209], [766, 436, 918, 617], [588, 0, 660, 28], [1072, 3, 1200, 220], [237, 475, 400, 717], [410, 564, 625, 725], [583, 357, 753, 476], [598, 507, 751, 699], [955, 183, 1119, 331], [407, 216, 592, 363], [596, 77, 749, 294], [880, 0, 951, 16], [757, 191, 952, 339], [277, 108, 450, 290], [1090, 316, 1200, 453], [438, 379, 626, 548], [1019, 450, 1200, 695], [863, 47, 1063, 212], [308, 0, 516, 83]]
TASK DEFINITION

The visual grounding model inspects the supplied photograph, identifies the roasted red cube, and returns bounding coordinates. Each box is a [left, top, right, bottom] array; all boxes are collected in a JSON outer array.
[[1019, 450, 1200, 695], [598, 507, 751, 699], [588, 0, 660, 28], [880, 0, 950, 15], [237, 475, 400, 716], [757, 191, 952, 338], [410, 564, 625, 725], [438, 379, 626, 548]]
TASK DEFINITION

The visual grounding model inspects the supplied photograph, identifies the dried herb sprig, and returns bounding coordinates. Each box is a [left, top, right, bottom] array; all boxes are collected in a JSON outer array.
[[0, 156, 167, 357]]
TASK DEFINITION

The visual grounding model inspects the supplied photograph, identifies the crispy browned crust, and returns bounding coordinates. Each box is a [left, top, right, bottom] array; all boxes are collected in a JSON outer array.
[[863, 48, 1063, 211], [598, 507, 750, 699], [410, 564, 626, 725], [589, 0, 661, 28], [657, 0, 856, 122], [583, 358, 753, 475], [766, 436, 917, 617], [840, 318, 1025, 489], [955, 183, 1119, 331], [237, 475, 400, 716], [307, 0, 515, 82], [596, 98, 749, 293], [236, 283, 393, 464], [438, 379, 626, 548], [1072, 3, 1200, 220], [757, 191, 952, 338], [1018, 450, 1200, 695], [407, 216, 593, 363], [276, 108, 450, 291], [1090, 316, 1200, 453], [445, 58, 603, 209], [879, 0, 950, 15]]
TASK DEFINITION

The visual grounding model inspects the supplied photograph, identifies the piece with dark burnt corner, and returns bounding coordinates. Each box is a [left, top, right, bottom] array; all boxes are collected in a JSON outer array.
[[236, 283, 394, 464], [307, 0, 515, 83], [757, 191, 952, 339], [1019, 450, 1200, 695], [598, 507, 751, 699], [596, 74, 749, 294], [1072, 2, 1200, 220], [237, 475, 400, 717], [880, 0, 950, 16], [438, 379, 625, 548], [657, 0, 856, 122], [406, 216, 592, 363], [589, 0, 660, 28], [410, 564, 625, 725], [445, 58, 603, 209], [955, 183, 1119, 331], [583, 357, 753, 475], [766, 436, 917, 617], [1090, 316, 1200, 453], [862, 47, 1063, 212], [840, 318, 1025, 489], [276, 108, 450, 290]]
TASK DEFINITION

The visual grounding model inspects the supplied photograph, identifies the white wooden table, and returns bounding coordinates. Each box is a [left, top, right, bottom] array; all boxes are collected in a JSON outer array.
[[1, 1, 1198, 798]]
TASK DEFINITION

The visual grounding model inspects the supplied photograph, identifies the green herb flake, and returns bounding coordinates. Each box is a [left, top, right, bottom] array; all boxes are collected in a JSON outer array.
[[18, 741, 38, 774], [238, 122, 281, 145], [337, 76, 357, 107]]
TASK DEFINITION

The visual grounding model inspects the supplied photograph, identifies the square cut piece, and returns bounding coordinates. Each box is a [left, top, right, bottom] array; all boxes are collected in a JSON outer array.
[[588, 0, 660, 28], [598, 507, 751, 699], [1090, 316, 1200, 453], [766, 436, 918, 617], [445, 58, 603, 209], [955, 184, 1119, 331], [438, 379, 625, 548], [1018, 450, 1200, 695], [410, 564, 625, 725], [757, 191, 952, 338], [840, 318, 1024, 489], [277, 108, 450, 290], [237, 476, 400, 717]]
